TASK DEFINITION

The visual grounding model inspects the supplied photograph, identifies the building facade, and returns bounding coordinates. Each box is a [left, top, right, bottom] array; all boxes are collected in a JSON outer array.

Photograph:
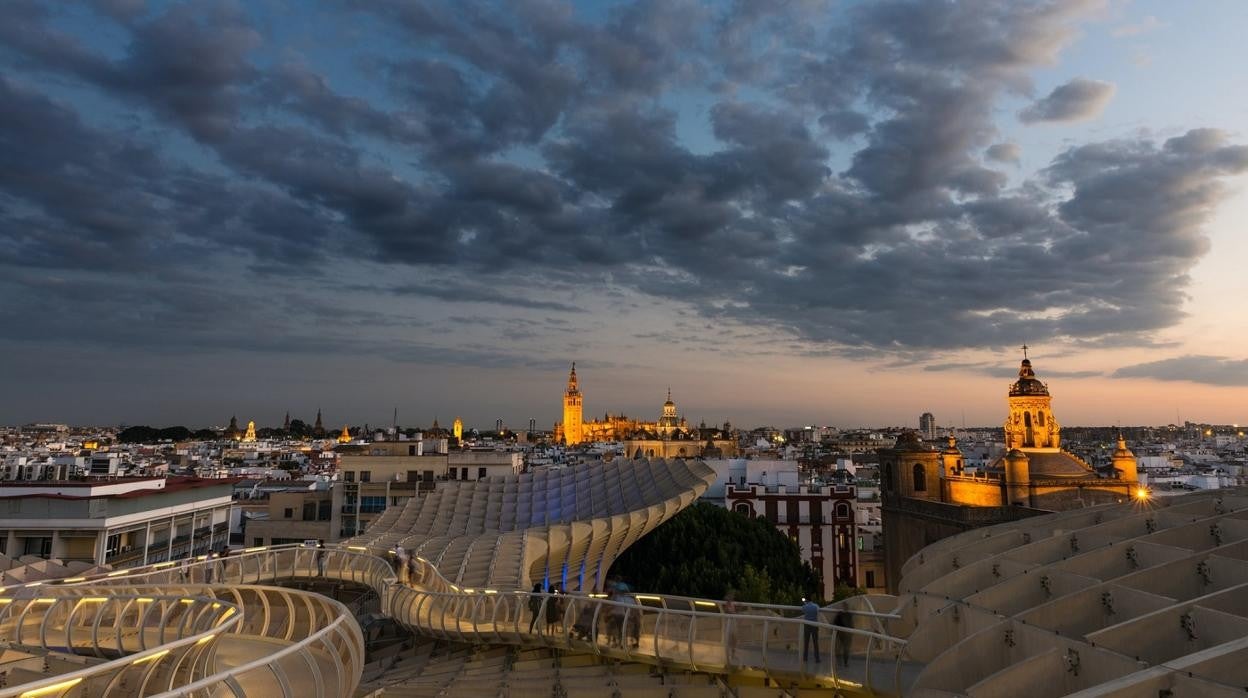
[[725, 475, 858, 601], [0, 477, 233, 567]]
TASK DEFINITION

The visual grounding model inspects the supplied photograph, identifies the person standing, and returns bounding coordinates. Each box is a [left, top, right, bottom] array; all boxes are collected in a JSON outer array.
[[545, 583, 564, 636], [801, 598, 821, 667], [723, 590, 738, 664], [833, 608, 852, 669], [204, 551, 216, 584], [528, 583, 544, 634], [316, 540, 327, 577]]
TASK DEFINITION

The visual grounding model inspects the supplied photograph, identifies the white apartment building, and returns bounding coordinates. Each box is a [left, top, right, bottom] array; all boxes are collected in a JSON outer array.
[[0, 477, 234, 566]]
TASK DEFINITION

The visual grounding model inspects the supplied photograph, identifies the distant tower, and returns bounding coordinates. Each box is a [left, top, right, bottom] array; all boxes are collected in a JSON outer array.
[[338, 425, 352, 444], [919, 412, 936, 439], [562, 363, 583, 445], [528, 418, 536, 435], [496, 418, 504, 433], [314, 409, 325, 438], [657, 387, 680, 438], [282, 412, 290, 431], [226, 415, 240, 439], [241, 420, 257, 443], [1003, 346, 1060, 450], [452, 417, 463, 441], [1111, 434, 1139, 488]]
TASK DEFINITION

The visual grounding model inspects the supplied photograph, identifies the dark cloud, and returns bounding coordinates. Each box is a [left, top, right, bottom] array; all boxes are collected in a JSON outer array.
[[1113, 356, 1248, 387], [1019, 77, 1116, 124], [986, 142, 1022, 164], [388, 281, 583, 313], [0, 0, 1244, 374]]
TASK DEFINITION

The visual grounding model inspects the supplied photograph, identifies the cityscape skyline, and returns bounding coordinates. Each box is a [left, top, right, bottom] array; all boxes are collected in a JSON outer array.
[[4, 1, 1248, 427], [10, 353, 1248, 432]]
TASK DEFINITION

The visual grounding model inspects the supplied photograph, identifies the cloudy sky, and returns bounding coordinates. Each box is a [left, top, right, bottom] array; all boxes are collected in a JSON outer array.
[[3, 0, 1248, 430]]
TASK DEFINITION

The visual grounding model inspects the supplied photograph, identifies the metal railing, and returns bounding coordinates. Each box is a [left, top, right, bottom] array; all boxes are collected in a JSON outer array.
[[6, 544, 911, 695], [0, 592, 241, 698], [0, 556, 365, 697]]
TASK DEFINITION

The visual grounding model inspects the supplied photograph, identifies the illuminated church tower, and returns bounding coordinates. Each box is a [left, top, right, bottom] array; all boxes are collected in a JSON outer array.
[[562, 363, 583, 445], [452, 417, 463, 441], [1003, 346, 1061, 450]]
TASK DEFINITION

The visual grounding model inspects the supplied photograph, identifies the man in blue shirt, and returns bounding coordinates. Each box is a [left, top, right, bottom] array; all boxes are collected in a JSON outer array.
[[802, 598, 821, 667]]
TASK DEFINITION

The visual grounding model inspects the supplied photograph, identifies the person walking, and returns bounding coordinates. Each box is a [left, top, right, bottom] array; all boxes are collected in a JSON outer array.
[[833, 608, 853, 669], [396, 545, 410, 585], [204, 550, 216, 584], [527, 583, 544, 634], [316, 539, 327, 577], [801, 598, 821, 668], [179, 557, 189, 583]]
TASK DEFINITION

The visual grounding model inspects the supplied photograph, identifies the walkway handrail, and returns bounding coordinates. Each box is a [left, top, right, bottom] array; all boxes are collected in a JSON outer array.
[[0, 592, 242, 698], [31, 544, 909, 695]]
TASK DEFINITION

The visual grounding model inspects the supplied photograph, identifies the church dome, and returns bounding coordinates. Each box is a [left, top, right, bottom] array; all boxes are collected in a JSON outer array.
[[1112, 435, 1135, 459], [1009, 358, 1050, 397]]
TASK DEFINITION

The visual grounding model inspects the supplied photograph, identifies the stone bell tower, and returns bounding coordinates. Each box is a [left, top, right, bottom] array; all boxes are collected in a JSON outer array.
[[562, 363, 583, 445]]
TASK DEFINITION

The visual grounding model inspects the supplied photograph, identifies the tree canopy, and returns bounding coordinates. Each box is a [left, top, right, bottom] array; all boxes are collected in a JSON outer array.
[[608, 502, 820, 604]]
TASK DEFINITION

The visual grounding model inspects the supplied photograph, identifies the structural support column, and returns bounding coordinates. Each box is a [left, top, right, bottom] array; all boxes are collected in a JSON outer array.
[[95, 530, 107, 566], [142, 520, 152, 565]]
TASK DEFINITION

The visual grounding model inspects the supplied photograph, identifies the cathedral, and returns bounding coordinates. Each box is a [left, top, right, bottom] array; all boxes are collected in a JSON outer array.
[[553, 364, 737, 457], [879, 351, 1140, 592]]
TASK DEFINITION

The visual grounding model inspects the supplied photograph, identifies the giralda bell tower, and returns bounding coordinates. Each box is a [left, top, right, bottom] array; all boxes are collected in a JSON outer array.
[[562, 363, 583, 445]]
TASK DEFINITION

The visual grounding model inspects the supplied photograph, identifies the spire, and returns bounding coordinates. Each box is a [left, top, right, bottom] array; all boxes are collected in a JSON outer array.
[[283, 412, 290, 430], [566, 362, 579, 394], [314, 408, 323, 430]]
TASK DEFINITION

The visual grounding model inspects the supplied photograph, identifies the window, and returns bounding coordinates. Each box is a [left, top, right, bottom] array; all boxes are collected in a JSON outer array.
[[478, 467, 487, 480], [1038, 411, 1045, 426], [423, 471, 434, 482], [406, 470, 419, 483], [912, 463, 927, 492], [283, 507, 294, 519], [303, 502, 317, 521], [866, 570, 877, 588], [734, 502, 753, 517], [360, 496, 386, 513], [408, 445, 417, 456], [344, 471, 354, 483], [360, 470, 371, 483], [461, 467, 468, 480], [448, 468, 457, 480], [836, 502, 851, 519], [253, 538, 263, 547]]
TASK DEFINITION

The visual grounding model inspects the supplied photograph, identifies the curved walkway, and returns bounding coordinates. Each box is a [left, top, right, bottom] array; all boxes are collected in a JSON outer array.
[[0, 544, 916, 696]]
